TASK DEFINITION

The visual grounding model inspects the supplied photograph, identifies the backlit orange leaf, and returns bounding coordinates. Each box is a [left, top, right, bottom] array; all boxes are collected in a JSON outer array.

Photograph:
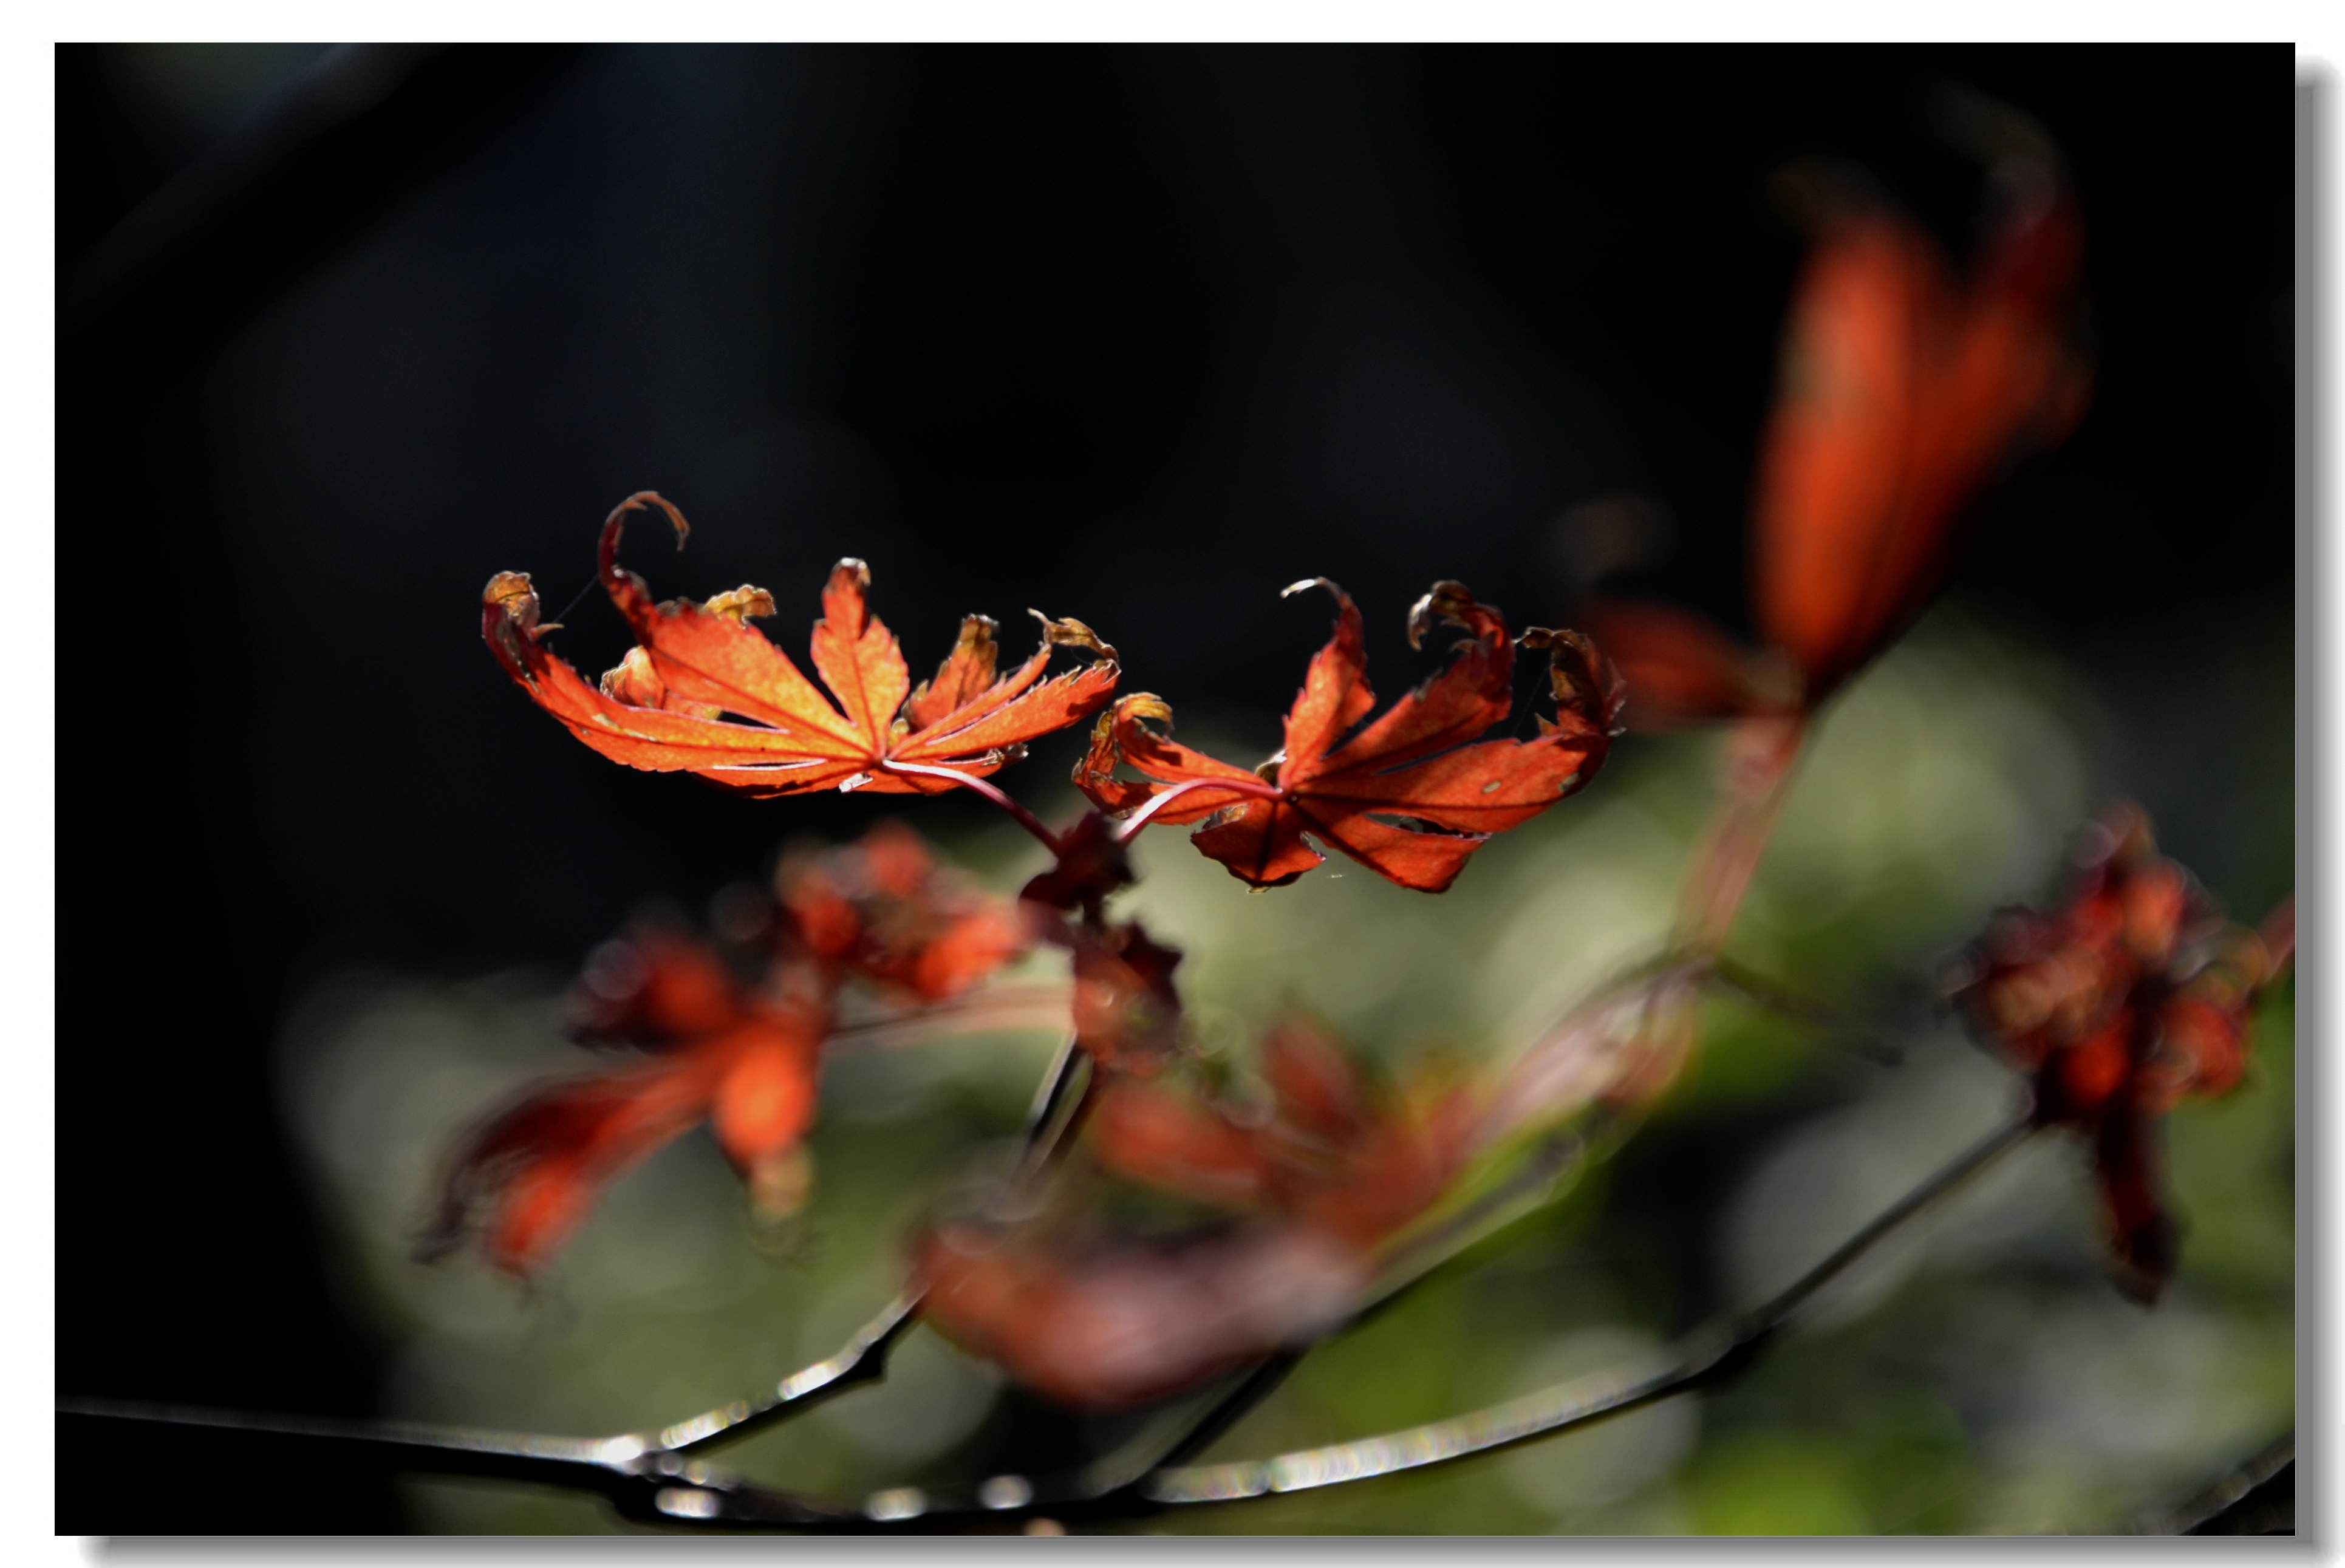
[[483, 493, 1120, 798], [1076, 580, 1620, 891]]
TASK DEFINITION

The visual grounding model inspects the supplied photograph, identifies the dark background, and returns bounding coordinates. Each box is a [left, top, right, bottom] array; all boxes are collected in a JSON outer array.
[[56, 45, 2293, 1530]]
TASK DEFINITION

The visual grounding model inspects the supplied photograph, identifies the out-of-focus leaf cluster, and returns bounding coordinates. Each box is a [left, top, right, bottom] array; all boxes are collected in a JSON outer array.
[[279, 618, 2291, 1532]]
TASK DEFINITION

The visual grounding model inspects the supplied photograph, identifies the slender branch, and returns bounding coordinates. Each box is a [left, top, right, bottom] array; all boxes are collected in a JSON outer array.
[[53, 1397, 862, 1529], [60, 1111, 2035, 1529], [877, 759, 1062, 856], [56, 1034, 1082, 1530], [1105, 1125, 1599, 1491], [1738, 1113, 2034, 1326], [273, 1032, 1087, 1471], [640, 1034, 1092, 1455], [1019, 1029, 1087, 1143], [1706, 957, 1903, 1065], [1138, 1113, 2035, 1505], [1141, 1354, 1308, 1475], [1363, 1123, 1599, 1302], [993, 1032, 1098, 1205], [654, 1291, 926, 1453], [1112, 775, 1286, 841], [2120, 1431, 2294, 1535], [1674, 714, 1807, 955]]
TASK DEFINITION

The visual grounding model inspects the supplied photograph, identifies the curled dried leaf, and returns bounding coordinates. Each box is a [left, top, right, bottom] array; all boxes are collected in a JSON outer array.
[[483, 571, 541, 630], [1077, 582, 1612, 891], [1520, 626, 1628, 743], [703, 585, 777, 622], [597, 646, 721, 719], [481, 492, 1120, 798], [1405, 580, 1485, 650], [1031, 610, 1119, 664]]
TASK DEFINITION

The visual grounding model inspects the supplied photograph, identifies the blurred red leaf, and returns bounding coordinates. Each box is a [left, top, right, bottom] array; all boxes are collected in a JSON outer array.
[[1076, 581, 1620, 891], [1752, 188, 2088, 700], [918, 1018, 1484, 1407], [426, 929, 826, 1277], [914, 1225, 1366, 1411], [426, 820, 1040, 1278], [1956, 803, 2277, 1302], [1039, 915, 1187, 1077], [1015, 809, 1136, 916], [776, 819, 1031, 1003], [1096, 1018, 1482, 1247], [1591, 163, 2089, 728], [1580, 599, 1783, 730], [1480, 966, 1705, 1145], [483, 492, 1119, 798]]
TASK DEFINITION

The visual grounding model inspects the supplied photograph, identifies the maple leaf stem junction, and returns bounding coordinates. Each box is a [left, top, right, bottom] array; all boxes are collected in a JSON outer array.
[[876, 758, 1065, 856], [1111, 773, 1289, 842]]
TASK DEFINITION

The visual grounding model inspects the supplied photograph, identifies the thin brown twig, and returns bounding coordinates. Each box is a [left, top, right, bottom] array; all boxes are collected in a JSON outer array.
[[611, 1032, 1093, 1457], [877, 758, 1063, 854], [1137, 1112, 2035, 1505], [1706, 956, 1904, 1065], [2119, 1431, 2294, 1535], [1102, 1124, 1602, 1491], [56, 1110, 2035, 1529], [1674, 713, 1808, 954]]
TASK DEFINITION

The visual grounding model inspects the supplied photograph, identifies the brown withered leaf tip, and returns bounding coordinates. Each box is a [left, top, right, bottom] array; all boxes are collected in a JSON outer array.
[[1076, 579, 1617, 892], [483, 491, 1119, 797]]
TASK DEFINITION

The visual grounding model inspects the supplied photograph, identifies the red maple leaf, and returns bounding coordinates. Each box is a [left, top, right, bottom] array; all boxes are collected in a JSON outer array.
[[1589, 163, 2090, 727], [1050, 916, 1187, 1077], [483, 492, 1120, 797], [1955, 803, 2281, 1302], [1092, 1017, 1483, 1249], [1076, 580, 1622, 891], [425, 927, 827, 1277], [426, 823, 1037, 1277], [776, 820, 1030, 1004], [915, 1017, 1483, 1408]]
